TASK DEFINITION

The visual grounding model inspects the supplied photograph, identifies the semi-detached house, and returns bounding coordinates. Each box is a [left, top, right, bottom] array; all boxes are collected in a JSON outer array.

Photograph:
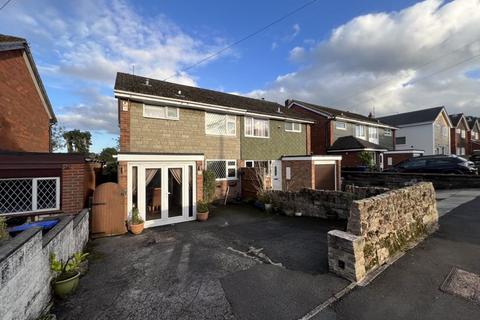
[[114, 73, 341, 228]]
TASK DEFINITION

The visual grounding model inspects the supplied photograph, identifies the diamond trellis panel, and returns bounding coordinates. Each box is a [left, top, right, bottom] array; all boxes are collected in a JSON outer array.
[[0, 179, 33, 213], [37, 179, 57, 210], [207, 161, 226, 179]]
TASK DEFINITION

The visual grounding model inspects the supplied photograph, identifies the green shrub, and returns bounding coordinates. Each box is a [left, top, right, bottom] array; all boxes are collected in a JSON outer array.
[[50, 251, 89, 281], [203, 170, 216, 203], [197, 200, 209, 213], [131, 207, 144, 225], [0, 217, 8, 240]]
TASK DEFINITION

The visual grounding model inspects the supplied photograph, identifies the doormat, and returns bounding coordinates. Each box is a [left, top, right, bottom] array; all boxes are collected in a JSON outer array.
[[440, 267, 480, 305]]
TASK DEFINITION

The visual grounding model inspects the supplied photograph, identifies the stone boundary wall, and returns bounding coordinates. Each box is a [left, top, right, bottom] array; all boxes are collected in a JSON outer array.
[[0, 210, 89, 320], [344, 185, 390, 198], [342, 171, 480, 189], [269, 188, 360, 220], [328, 182, 438, 282]]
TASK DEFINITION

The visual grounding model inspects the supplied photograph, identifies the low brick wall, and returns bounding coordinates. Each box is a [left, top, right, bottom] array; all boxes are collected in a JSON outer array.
[[328, 182, 438, 282], [342, 171, 480, 189], [269, 188, 360, 220], [0, 210, 89, 320]]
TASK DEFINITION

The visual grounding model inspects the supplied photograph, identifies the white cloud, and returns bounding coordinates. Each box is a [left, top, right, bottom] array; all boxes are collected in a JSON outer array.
[[248, 0, 480, 117], [0, 0, 229, 135]]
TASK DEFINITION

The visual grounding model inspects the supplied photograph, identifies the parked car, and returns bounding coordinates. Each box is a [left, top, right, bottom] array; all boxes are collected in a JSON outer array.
[[470, 152, 480, 168], [385, 155, 478, 174]]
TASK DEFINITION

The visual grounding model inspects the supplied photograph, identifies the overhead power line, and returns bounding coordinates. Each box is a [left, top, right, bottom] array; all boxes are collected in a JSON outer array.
[[162, 0, 319, 81], [0, 0, 13, 11]]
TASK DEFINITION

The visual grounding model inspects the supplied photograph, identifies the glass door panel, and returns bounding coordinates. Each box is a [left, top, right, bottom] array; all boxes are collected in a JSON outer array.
[[145, 168, 162, 221], [168, 168, 183, 218]]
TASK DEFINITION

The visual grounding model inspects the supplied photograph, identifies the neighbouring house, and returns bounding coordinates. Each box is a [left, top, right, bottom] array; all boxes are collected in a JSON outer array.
[[286, 100, 402, 170], [449, 113, 469, 156], [466, 116, 480, 154], [114, 73, 341, 228], [378, 106, 452, 156], [0, 34, 56, 152]]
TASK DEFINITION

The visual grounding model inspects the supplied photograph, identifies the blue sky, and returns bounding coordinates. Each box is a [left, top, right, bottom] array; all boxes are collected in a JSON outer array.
[[1, 0, 480, 152]]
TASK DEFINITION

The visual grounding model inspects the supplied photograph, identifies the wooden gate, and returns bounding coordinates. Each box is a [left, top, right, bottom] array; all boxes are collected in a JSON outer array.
[[91, 182, 127, 237]]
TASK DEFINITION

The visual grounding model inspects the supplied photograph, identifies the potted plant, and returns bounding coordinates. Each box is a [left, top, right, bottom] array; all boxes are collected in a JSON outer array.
[[197, 200, 209, 221], [263, 193, 273, 213], [50, 251, 89, 298], [129, 207, 144, 235]]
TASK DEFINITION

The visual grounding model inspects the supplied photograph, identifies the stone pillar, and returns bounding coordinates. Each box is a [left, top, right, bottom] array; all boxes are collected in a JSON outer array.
[[328, 230, 366, 282]]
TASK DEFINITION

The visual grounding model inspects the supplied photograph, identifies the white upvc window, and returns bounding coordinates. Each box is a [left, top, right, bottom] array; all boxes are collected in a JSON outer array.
[[442, 126, 448, 137], [205, 113, 236, 136], [0, 177, 60, 215], [143, 104, 179, 120], [369, 127, 379, 144], [285, 122, 301, 132], [475, 132, 479, 140], [206, 160, 237, 180], [245, 117, 269, 138], [456, 128, 461, 134], [335, 121, 347, 130], [456, 147, 461, 155], [384, 128, 392, 136], [355, 125, 366, 139], [461, 130, 466, 139]]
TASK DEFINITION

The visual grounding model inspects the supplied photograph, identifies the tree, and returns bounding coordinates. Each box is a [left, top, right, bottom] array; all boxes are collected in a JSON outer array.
[[63, 130, 92, 154], [98, 147, 117, 163], [98, 147, 118, 182], [359, 151, 375, 170], [51, 124, 65, 152]]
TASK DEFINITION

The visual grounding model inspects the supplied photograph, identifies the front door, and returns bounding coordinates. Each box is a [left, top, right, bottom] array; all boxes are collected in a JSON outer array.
[[129, 163, 196, 228], [271, 160, 282, 191]]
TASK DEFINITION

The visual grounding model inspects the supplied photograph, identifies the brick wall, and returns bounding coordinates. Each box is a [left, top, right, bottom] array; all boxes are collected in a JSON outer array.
[[289, 104, 330, 154], [117, 161, 128, 219], [282, 159, 314, 191], [0, 49, 51, 152], [61, 163, 87, 214], [118, 100, 130, 152]]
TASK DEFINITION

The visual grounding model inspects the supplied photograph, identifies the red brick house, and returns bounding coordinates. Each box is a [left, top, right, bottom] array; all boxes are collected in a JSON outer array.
[[449, 113, 469, 156], [0, 34, 56, 152], [466, 116, 480, 154]]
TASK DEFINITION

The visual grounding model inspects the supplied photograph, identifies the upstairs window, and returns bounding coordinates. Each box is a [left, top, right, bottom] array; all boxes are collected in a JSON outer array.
[[245, 117, 269, 138], [335, 121, 347, 130], [143, 104, 179, 120], [461, 130, 466, 139], [285, 122, 301, 132], [396, 136, 406, 144], [205, 113, 236, 136], [384, 128, 392, 136], [355, 125, 366, 139], [369, 127, 379, 144]]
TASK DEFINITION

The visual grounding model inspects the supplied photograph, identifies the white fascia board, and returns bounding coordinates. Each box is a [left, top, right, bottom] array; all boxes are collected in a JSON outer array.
[[116, 153, 204, 162], [335, 116, 397, 129], [395, 121, 433, 128], [438, 108, 453, 128], [282, 155, 342, 161], [384, 150, 424, 154], [327, 148, 388, 152], [115, 90, 313, 124]]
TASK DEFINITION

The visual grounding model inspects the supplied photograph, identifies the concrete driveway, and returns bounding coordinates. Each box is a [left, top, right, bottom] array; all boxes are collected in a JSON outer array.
[[53, 204, 348, 320]]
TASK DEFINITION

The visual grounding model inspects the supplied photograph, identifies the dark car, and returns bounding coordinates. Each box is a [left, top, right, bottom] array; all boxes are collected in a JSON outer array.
[[470, 152, 480, 168], [385, 155, 478, 174]]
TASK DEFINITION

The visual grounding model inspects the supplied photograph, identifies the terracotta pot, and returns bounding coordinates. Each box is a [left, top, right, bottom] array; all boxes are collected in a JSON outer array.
[[129, 222, 144, 235], [197, 211, 209, 221]]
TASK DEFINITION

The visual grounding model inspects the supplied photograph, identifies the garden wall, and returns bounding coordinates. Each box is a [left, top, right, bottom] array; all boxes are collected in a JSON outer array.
[[344, 184, 390, 198], [342, 171, 480, 189], [328, 182, 438, 282], [0, 210, 89, 320]]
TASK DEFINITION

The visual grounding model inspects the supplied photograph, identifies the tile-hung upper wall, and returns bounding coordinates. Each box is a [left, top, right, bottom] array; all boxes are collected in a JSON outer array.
[[433, 113, 450, 154], [128, 101, 240, 160], [240, 118, 307, 160], [332, 120, 394, 150]]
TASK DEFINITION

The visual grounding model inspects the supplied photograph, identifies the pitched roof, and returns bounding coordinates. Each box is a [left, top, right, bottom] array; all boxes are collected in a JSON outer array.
[[0, 34, 56, 122], [466, 116, 480, 130], [449, 113, 470, 130], [328, 136, 388, 152], [288, 99, 394, 128], [114, 72, 312, 122], [377, 106, 445, 126]]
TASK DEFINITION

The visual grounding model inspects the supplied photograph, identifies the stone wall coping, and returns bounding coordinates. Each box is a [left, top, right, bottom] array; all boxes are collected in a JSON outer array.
[[0, 227, 42, 264], [73, 209, 89, 229], [328, 229, 362, 242], [42, 215, 74, 248]]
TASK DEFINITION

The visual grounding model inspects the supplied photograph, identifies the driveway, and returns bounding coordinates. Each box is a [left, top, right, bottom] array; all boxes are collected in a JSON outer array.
[[53, 204, 348, 320]]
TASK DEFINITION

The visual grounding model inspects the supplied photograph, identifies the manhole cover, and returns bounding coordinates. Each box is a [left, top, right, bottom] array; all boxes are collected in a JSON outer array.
[[440, 267, 480, 305]]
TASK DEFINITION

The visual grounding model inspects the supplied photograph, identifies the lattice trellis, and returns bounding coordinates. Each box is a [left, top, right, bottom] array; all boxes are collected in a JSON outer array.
[[206, 161, 227, 179], [0, 177, 60, 215]]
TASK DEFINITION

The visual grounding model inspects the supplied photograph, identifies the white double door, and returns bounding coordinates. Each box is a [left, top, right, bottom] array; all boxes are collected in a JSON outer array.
[[129, 162, 196, 228]]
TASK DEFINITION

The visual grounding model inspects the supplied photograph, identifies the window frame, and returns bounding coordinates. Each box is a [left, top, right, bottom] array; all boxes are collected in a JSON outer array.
[[396, 136, 407, 145], [205, 159, 237, 181], [355, 125, 366, 139], [384, 128, 392, 136], [244, 117, 270, 138], [368, 127, 379, 143], [335, 121, 347, 130], [143, 104, 180, 120], [205, 112, 237, 136], [285, 122, 302, 133]]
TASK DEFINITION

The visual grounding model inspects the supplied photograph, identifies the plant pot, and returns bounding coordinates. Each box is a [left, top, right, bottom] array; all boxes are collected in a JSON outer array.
[[264, 203, 273, 212], [197, 211, 209, 221], [52, 271, 80, 298], [129, 222, 144, 235]]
